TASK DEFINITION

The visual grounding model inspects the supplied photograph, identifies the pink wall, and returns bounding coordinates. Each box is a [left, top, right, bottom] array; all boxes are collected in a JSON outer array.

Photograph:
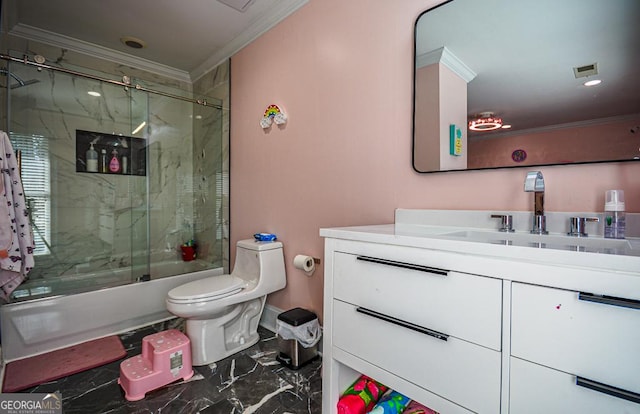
[[469, 116, 640, 168], [230, 0, 640, 321]]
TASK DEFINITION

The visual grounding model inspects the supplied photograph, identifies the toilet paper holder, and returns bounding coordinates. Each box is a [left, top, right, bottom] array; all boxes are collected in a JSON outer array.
[[293, 255, 320, 275]]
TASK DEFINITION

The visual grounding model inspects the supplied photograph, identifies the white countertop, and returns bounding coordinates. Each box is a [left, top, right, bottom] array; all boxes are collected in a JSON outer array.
[[320, 210, 640, 275]]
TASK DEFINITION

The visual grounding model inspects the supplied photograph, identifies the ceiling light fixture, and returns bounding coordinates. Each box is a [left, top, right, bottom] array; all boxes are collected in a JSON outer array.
[[87, 91, 101, 97], [583, 79, 602, 87], [121, 36, 146, 49], [469, 112, 503, 131]]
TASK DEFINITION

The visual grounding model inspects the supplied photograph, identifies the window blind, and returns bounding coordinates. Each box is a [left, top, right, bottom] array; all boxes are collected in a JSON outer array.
[[10, 134, 51, 255]]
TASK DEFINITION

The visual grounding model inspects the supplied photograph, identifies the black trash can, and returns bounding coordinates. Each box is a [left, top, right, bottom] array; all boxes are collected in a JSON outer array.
[[275, 307, 320, 370]]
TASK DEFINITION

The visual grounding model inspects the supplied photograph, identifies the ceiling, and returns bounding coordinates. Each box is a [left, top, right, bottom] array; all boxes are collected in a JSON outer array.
[[4, 0, 308, 81], [416, 0, 640, 137]]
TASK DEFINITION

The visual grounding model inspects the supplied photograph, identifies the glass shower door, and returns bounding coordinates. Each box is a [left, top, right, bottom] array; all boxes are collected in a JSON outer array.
[[6, 61, 147, 298], [139, 78, 224, 278], [2, 57, 225, 301]]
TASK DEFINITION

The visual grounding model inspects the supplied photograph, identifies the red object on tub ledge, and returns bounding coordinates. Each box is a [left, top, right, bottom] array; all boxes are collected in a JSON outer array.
[[180, 245, 196, 261]]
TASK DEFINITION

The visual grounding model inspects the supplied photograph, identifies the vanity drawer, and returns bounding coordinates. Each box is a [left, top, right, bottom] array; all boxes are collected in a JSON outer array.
[[510, 357, 640, 413], [332, 299, 502, 414], [511, 282, 640, 394], [333, 252, 502, 350]]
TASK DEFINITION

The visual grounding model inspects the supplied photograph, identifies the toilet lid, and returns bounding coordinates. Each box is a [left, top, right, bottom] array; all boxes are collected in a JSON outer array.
[[167, 275, 246, 303]]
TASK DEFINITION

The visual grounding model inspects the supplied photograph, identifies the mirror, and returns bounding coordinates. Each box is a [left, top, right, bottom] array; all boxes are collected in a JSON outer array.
[[413, 0, 640, 173]]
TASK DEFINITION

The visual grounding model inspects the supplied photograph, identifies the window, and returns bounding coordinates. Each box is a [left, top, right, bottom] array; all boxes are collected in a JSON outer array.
[[10, 134, 51, 256], [216, 170, 228, 241]]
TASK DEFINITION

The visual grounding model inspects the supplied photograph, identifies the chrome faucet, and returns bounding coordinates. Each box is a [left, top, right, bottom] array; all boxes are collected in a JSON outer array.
[[491, 214, 514, 232], [567, 216, 599, 237], [524, 171, 548, 234]]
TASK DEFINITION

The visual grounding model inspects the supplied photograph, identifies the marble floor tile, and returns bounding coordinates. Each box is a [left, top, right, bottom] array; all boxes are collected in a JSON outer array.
[[19, 322, 322, 413]]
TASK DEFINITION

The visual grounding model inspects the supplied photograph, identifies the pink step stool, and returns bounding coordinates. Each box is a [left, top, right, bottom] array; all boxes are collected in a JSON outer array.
[[118, 329, 194, 401]]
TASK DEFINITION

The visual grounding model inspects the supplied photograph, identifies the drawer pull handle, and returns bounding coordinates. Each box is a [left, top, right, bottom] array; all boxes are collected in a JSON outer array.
[[576, 376, 640, 405], [578, 292, 640, 310], [356, 307, 449, 341], [356, 256, 448, 276]]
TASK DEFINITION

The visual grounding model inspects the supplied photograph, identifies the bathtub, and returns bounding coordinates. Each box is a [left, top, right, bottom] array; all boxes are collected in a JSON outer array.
[[12, 258, 212, 301], [0, 262, 223, 362]]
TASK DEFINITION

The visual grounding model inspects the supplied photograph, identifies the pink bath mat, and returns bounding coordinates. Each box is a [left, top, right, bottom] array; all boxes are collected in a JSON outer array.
[[2, 335, 127, 392]]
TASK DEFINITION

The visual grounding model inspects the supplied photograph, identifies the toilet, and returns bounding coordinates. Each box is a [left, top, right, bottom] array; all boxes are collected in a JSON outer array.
[[166, 239, 286, 366]]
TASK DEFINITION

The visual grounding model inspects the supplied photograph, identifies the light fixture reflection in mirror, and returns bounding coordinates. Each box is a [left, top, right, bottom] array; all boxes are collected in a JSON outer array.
[[412, 0, 640, 173], [584, 79, 602, 87], [469, 112, 503, 132]]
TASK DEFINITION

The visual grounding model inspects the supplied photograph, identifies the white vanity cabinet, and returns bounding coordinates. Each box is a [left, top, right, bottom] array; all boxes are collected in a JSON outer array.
[[322, 239, 503, 414], [321, 221, 640, 414], [510, 282, 640, 413]]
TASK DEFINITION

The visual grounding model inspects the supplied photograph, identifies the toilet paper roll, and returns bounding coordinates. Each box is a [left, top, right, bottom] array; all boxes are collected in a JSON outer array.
[[293, 254, 315, 274]]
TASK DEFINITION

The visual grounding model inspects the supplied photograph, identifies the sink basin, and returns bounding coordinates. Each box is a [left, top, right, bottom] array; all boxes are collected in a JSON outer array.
[[442, 230, 632, 251], [394, 224, 467, 236]]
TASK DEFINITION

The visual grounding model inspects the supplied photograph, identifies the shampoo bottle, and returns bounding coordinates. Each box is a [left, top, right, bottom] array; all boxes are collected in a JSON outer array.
[[109, 149, 120, 173], [604, 190, 625, 239], [86, 143, 98, 172], [101, 149, 107, 173]]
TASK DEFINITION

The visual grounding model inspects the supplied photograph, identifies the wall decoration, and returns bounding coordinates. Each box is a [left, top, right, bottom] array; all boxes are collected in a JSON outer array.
[[260, 104, 287, 129], [449, 124, 463, 156], [511, 149, 527, 163], [76, 130, 146, 176]]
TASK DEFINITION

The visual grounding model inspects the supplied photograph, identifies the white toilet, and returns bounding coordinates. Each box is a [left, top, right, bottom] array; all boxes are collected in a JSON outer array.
[[166, 239, 286, 365]]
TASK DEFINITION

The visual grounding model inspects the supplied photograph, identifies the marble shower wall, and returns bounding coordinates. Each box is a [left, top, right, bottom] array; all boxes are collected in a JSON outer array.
[[8, 62, 146, 280], [193, 61, 230, 272], [1, 35, 229, 291]]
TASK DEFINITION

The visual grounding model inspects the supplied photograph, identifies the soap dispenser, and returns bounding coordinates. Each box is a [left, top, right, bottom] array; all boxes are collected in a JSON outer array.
[[86, 143, 98, 172], [604, 190, 625, 239]]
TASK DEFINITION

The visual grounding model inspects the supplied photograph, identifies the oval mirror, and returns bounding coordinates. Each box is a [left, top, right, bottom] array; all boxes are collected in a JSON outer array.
[[413, 0, 640, 173]]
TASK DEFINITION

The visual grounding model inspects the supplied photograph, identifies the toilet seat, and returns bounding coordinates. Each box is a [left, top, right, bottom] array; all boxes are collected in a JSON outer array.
[[167, 275, 246, 304]]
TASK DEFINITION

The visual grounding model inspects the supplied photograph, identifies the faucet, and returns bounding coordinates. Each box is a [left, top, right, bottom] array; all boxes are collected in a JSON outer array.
[[524, 171, 548, 234]]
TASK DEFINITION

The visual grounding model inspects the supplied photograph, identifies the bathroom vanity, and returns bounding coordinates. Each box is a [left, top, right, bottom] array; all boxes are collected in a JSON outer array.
[[321, 209, 640, 414]]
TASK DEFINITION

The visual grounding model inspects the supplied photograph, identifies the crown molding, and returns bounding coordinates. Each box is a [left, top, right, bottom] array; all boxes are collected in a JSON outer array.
[[9, 0, 309, 84], [417, 46, 477, 83], [191, 0, 309, 81], [10, 23, 192, 83]]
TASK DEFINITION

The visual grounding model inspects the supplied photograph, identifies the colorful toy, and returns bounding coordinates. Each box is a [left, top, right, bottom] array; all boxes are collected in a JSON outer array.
[[368, 389, 410, 414], [336, 375, 388, 414], [403, 399, 440, 414]]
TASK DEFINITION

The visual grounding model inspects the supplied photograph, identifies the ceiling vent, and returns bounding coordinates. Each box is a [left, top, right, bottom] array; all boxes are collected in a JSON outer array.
[[217, 0, 256, 12], [573, 63, 598, 79]]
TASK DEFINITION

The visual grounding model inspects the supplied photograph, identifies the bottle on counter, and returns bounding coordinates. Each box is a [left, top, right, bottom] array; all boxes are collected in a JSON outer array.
[[604, 189, 625, 239], [86, 143, 98, 172]]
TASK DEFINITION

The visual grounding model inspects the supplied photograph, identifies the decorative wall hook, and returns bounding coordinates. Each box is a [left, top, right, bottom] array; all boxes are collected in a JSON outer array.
[[260, 104, 287, 129]]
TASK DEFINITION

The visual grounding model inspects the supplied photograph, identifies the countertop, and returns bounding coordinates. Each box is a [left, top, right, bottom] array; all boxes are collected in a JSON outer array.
[[320, 222, 640, 275]]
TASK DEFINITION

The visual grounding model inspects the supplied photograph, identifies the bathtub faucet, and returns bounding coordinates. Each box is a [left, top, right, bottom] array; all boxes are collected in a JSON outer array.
[[524, 171, 548, 234]]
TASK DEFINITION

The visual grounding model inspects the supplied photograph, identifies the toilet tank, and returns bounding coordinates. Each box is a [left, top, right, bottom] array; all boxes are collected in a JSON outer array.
[[233, 240, 286, 292]]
